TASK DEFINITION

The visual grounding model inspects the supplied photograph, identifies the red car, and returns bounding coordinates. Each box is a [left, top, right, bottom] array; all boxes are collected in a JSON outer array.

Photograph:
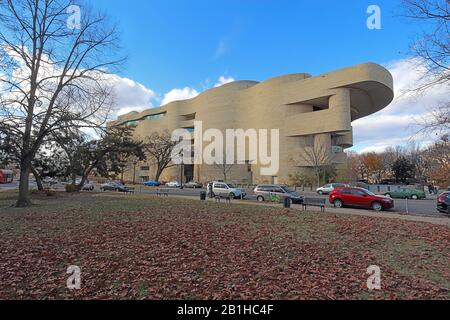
[[329, 187, 394, 212], [437, 192, 450, 214]]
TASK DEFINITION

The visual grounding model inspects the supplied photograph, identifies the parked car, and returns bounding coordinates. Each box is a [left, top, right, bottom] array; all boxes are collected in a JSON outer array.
[[166, 181, 181, 188], [185, 181, 203, 189], [42, 177, 58, 185], [0, 170, 14, 183], [437, 192, 450, 214], [254, 184, 304, 204], [144, 180, 161, 187], [384, 188, 426, 200], [81, 183, 95, 191], [100, 182, 129, 192], [329, 187, 394, 212], [206, 181, 246, 199], [316, 183, 349, 195]]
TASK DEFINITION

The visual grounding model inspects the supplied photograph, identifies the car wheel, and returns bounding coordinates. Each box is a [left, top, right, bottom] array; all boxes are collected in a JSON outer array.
[[411, 195, 418, 200], [333, 199, 344, 208], [229, 192, 236, 199], [318, 190, 323, 195], [372, 201, 383, 212], [257, 196, 265, 202], [385, 193, 392, 198]]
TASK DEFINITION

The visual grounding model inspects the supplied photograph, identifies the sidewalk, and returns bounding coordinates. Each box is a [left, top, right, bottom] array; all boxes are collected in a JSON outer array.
[[163, 194, 450, 227], [235, 198, 450, 227]]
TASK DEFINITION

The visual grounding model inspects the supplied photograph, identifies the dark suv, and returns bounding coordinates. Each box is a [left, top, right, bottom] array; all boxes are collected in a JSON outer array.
[[437, 192, 450, 214], [329, 187, 394, 212]]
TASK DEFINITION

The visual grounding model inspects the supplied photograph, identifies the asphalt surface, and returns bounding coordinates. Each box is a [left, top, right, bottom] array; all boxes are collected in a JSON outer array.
[[117, 185, 445, 217], [1, 181, 446, 218]]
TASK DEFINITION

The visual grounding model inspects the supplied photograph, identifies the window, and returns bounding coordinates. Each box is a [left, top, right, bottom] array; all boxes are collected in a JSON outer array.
[[351, 190, 366, 196], [332, 145, 343, 154], [125, 120, 138, 127], [143, 112, 166, 120], [140, 166, 150, 171]]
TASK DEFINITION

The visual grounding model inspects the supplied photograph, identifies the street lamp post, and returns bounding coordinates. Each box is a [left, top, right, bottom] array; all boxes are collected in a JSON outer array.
[[179, 150, 184, 189]]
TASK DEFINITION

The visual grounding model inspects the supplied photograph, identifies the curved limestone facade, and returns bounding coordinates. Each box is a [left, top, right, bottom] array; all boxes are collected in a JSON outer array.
[[109, 63, 394, 184]]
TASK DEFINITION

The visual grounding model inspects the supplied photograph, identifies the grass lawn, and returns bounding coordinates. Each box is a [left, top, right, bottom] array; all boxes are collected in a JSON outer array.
[[0, 190, 449, 300]]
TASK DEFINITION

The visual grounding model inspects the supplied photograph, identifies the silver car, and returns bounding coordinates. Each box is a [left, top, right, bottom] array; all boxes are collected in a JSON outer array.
[[316, 183, 349, 195], [254, 185, 304, 204], [207, 181, 246, 199]]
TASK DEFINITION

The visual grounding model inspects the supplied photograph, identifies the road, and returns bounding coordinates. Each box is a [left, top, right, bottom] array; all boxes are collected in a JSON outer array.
[[125, 185, 444, 217], [0, 180, 37, 190], [1, 181, 445, 218]]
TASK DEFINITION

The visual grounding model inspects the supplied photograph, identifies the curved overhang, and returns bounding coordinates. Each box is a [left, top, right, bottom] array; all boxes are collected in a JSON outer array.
[[110, 63, 394, 127], [282, 63, 394, 121]]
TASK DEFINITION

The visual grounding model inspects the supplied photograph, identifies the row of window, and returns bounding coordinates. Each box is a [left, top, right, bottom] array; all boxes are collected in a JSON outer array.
[[124, 112, 167, 127]]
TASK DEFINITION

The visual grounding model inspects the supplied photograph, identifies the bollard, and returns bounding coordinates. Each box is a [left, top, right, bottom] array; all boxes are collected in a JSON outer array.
[[283, 197, 291, 209]]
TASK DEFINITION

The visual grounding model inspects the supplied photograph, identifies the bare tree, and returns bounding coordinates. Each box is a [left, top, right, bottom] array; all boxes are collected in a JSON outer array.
[[0, 0, 123, 207], [415, 101, 450, 137], [402, 0, 450, 89], [401, 1, 450, 138], [144, 131, 178, 181], [296, 144, 334, 187], [213, 162, 235, 182]]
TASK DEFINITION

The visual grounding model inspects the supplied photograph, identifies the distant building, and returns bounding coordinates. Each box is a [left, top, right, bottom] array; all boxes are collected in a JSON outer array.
[[109, 63, 394, 184]]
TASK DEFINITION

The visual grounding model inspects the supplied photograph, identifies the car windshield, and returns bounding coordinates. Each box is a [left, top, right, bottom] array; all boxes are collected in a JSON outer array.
[[226, 184, 235, 188]]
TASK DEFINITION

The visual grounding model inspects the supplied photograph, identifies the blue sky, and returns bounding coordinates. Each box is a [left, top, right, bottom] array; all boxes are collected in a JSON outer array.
[[95, 0, 418, 92], [91, 0, 446, 153]]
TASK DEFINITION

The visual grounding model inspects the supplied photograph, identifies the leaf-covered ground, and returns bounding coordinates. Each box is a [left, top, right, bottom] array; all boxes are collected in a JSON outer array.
[[0, 191, 449, 300]]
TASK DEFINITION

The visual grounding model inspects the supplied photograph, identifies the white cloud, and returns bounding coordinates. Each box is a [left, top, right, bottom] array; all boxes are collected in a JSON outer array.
[[108, 75, 156, 116], [351, 57, 449, 153], [214, 75, 235, 87], [161, 87, 199, 106]]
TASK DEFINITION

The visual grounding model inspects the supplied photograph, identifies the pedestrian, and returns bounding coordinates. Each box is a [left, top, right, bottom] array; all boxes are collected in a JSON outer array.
[[208, 182, 213, 198]]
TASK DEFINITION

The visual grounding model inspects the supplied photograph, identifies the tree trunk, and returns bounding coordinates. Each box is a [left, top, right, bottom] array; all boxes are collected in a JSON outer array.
[[31, 167, 44, 191], [155, 169, 162, 182], [315, 170, 320, 188], [16, 159, 32, 207]]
